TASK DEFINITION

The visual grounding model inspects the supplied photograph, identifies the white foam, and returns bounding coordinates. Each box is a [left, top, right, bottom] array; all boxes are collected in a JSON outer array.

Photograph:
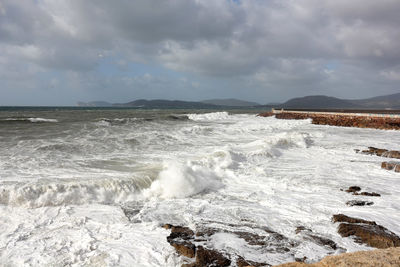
[[143, 161, 223, 199], [4, 117, 58, 123], [1, 111, 400, 266], [28, 117, 58, 123], [0, 177, 153, 208], [187, 111, 229, 121]]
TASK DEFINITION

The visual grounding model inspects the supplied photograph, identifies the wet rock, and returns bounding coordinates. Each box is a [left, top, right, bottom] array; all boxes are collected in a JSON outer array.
[[164, 223, 292, 266], [361, 147, 389, 156], [342, 186, 381, 197], [356, 192, 381, 197], [295, 226, 309, 234], [332, 214, 376, 225], [170, 241, 196, 258], [382, 161, 400, 172], [332, 214, 400, 248], [345, 186, 361, 193], [362, 147, 400, 159], [194, 246, 231, 267], [346, 200, 374, 206], [386, 150, 400, 159], [295, 226, 337, 250], [164, 225, 196, 258], [164, 224, 195, 240], [236, 256, 270, 267], [258, 112, 275, 117]]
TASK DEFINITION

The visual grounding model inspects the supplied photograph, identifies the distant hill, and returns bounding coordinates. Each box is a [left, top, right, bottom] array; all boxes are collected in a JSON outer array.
[[277, 92, 400, 109], [279, 95, 359, 109], [77, 101, 112, 107], [351, 92, 400, 109], [113, 99, 219, 109], [202, 98, 260, 107]]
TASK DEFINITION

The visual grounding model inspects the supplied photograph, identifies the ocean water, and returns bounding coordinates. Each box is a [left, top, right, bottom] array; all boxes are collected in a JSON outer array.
[[0, 108, 399, 266]]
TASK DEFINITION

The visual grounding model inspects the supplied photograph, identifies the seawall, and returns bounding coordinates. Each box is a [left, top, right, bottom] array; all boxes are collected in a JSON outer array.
[[259, 109, 400, 130]]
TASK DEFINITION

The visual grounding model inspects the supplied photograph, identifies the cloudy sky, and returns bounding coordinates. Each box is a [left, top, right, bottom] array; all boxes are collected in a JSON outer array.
[[1, 0, 399, 105]]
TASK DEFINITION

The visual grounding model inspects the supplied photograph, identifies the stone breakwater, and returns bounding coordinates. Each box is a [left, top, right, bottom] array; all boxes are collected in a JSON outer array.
[[259, 110, 400, 130]]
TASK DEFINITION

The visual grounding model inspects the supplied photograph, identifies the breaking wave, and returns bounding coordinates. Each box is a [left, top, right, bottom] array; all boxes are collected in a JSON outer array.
[[1, 117, 58, 123], [187, 111, 230, 121], [0, 176, 155, 208]]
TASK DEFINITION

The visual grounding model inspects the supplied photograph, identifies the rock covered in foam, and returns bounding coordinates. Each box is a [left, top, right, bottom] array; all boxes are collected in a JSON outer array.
[[361, 147, 400, 159], [381, 162, 400, 172], [332, 214, 400, 249], [345, 200, 374, 206]]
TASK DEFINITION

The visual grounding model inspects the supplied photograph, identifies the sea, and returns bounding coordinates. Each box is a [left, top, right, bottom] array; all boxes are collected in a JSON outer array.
[[0, 107, 399, 266]]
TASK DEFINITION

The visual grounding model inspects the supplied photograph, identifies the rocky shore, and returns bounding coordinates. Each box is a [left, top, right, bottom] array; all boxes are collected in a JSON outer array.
[[158, 145, 400, 266], [259, 111, 400, 130]]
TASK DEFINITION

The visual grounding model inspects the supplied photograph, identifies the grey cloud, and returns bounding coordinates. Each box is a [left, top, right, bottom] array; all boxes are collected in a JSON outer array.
[[0, 0, 399, 105]]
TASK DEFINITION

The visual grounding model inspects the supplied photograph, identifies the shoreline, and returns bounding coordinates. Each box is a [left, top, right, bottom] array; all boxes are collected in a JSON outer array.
[[259, 109, 400, 130]]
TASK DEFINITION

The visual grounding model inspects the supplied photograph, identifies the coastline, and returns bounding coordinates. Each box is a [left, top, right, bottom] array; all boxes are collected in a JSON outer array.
[[259, 109, 400, 130], [254, 110, 400, 267]]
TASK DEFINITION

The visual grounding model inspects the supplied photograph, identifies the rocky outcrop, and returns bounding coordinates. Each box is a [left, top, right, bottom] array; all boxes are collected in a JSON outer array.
[[344, 186, 361, 193], [275, 247, 400, 267], [164, 224, 270, 267], [342, 186, 381, 197], [259, 112, 400, 130], [345, 200, 373, 207], [382, 162, 400, 172], [258, 112, 275, 117], [295, 227, 338, 250], [332, 214, 400, 249], [354, 192, 381, 197], [184, 246, 231, 267], [361, 147, 400, 159]]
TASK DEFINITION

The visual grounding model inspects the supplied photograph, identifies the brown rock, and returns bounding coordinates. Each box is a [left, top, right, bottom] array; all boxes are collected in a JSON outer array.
[[332, 214, 376, 225], [381, 161, 400, 172], [332, 214, 400, 249], [164, 224, 196, 258], [170, 241, 196, 258], [258, 112, 275, 117], [270, 112, 400, 130], [361, 147, 388, 156], [396, 165, 400, 172], [345, 186, 361, 193], [358, 192, 381, 197], [295, 226, 309, 234], [194, 246, 231, 267], [295, 226, 337, 250], [236, 256, 270, 267], [166, 225, 195, 240], [346, 200, 374, 206], [387, 151, 400, 159], [275, 247, 400, 267]]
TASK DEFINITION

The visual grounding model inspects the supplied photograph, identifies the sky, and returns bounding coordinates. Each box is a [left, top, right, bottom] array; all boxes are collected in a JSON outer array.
[[0, 0, 399, 106]]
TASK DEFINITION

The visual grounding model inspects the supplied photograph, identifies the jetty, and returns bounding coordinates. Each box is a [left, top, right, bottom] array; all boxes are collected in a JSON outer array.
[[259, 109, 400, 130]]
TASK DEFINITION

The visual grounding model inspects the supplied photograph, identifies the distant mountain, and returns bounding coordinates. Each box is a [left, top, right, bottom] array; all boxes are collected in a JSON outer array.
[[279, 95, 359, 109], [77, 101, 112, 107], [202, 98, 260, 107], [277, 92, 400, 109], [113, 99, 219, 109], [351, 92, 400, 109]]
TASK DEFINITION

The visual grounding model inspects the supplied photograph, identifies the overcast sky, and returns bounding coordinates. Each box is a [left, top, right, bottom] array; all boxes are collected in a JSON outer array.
[[1, 0, 399, 105]]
